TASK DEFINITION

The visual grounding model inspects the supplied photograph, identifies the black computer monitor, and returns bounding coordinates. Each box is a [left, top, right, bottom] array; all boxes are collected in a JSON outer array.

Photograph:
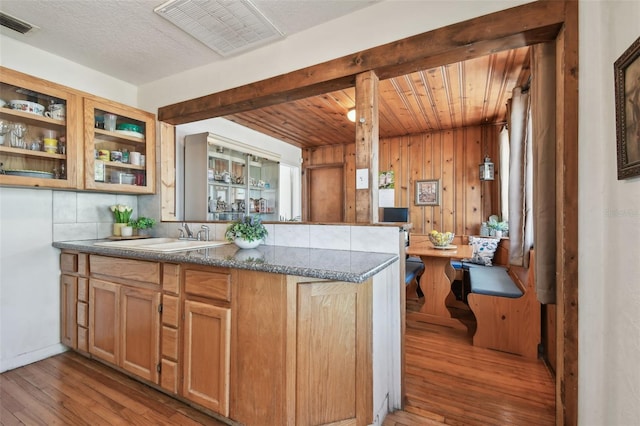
[[381, 207, 409, 222]]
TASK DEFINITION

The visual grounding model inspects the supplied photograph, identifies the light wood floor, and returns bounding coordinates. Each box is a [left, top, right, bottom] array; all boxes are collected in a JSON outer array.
[[0, 351, 228, 425], [1, 299, 554, 426], [384, 297, 555, 426]]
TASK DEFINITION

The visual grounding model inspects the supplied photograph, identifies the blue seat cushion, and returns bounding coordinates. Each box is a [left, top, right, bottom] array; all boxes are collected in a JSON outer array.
[[405, 261, 425, 285], [406, 256, 423, 264], [451, 260, 463, 270], [469, 266, 523, 298]]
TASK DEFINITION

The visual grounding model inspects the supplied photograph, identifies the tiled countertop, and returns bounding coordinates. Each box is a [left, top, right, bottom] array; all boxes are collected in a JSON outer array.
[[53, 240, 398, 283]]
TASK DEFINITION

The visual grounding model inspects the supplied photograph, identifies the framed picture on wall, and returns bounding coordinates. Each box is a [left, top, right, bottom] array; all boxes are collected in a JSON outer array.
[[614, 36, 640, 180], [415, 179, 440, 206]]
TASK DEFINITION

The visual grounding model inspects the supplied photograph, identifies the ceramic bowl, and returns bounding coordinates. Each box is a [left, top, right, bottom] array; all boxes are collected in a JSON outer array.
[[9, 100, 45, 116]]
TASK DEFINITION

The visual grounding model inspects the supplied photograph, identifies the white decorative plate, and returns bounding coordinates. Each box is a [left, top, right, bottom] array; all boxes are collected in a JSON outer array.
[[433, 244, 457, 250]]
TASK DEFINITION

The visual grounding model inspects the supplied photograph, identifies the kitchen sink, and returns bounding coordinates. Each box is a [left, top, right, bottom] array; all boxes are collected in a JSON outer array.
[[94, 238, 230, 252]]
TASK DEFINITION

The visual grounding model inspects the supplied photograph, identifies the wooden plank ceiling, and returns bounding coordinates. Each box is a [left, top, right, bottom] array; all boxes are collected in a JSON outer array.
[[224, 46, 530, 148]]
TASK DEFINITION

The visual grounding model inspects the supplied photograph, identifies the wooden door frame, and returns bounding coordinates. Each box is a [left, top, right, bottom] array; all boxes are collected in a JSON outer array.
[[159, 1, 579, 424]]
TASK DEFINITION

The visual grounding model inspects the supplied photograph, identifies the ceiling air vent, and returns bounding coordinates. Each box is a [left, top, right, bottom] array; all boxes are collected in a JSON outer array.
[[0, 11, 36, 34], [154, 0, 284, 57]]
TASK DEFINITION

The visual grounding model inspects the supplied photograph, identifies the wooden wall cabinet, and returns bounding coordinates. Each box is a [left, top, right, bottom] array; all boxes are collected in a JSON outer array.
[[1, 67, 82, 189], [83, 97, 156, 193], [1, 67, 156, 194]]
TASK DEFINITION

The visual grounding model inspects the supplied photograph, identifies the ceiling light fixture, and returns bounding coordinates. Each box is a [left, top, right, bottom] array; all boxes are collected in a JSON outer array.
[[479, 155, 495, 181], [347, 109, 356, 122], [154, 0, 284, 57]]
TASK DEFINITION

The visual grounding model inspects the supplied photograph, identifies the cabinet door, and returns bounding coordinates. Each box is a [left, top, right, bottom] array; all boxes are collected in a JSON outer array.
[[296, 279, 373, 426], [60, 274, 77, 348], [0, 67, 81, 189], [83, 97, 155, 194], [120, 286, 161, 383], [89, 279, 120, 364], [183, 300, 230, 416]]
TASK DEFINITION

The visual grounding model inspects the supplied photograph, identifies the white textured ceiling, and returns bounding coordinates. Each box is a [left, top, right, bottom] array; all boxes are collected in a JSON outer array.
[[0, 0, 378, 85]]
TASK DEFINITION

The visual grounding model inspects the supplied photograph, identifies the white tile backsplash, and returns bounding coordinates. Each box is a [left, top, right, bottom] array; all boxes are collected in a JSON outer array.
[[52, 191, 77, 223], [350, 226, 399, 253], [273, 224, 310, 247], [53, 192, 139, 241], [309, 225, 351, 250]]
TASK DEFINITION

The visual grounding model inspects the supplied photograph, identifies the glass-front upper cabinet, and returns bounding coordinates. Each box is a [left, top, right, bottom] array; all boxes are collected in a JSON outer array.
[[0, 67, 81, 189], [184, 132, 279, 221], [83, 98, 156, 194]]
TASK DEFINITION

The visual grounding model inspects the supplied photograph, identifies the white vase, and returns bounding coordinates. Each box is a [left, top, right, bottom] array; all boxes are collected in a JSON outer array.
[[495, 230, 503, 238], [121, 226, 133, 237], [234, 238, 261, 249]]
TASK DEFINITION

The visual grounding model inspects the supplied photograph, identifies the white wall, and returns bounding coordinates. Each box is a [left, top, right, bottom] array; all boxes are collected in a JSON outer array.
[[579, 1, 640, 425], [0, 37, 140, 371]]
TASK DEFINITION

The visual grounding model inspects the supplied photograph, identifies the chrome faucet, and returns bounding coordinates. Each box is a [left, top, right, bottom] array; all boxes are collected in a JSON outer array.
[[197, 225, 210, 242], [179, 223, 196, 240]]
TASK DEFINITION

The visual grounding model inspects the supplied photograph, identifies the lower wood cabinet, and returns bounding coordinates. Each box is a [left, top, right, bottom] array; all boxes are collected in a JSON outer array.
[[60, 274, 77, 348], [182, 300, 230, 416], [230, 270, 373, 426], [60, 252, 374, 426], [120, 286, 161, 382]]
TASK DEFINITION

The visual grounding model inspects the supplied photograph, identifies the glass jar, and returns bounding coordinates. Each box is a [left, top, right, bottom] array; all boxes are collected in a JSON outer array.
[[480, 222, 489, 237]]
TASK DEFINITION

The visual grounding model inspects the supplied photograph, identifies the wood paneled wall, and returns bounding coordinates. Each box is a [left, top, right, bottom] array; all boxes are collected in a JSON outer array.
[[302, 125, 502, 233]]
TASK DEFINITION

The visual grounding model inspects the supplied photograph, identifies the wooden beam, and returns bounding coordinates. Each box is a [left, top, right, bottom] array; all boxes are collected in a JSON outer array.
[[354, 71, 379, 223], [158, 1, 564, 125]]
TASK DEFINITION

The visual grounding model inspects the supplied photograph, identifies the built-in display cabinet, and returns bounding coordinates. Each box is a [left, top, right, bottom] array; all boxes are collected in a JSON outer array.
[[0, 67, 82, 188], [184, 132, 278, 221], [83, 98, 155, 193], [0, 67, 155, 193]]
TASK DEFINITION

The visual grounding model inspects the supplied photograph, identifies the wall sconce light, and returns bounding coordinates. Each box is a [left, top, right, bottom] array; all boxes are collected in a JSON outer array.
[[479, 155, 495, 181], [347, 108, 356, 122]]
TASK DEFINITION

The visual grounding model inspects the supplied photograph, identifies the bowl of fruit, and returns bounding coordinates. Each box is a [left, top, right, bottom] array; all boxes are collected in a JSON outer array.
[[428, 230, 454, 248]]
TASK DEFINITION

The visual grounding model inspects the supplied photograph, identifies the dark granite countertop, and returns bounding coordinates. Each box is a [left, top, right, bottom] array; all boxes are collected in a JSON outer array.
[[53, 240, 398, 283]]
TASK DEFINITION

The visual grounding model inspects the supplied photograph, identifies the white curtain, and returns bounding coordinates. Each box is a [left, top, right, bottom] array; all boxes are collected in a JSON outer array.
[[507, 87, 534, 267], [499, 126, 510, 222]]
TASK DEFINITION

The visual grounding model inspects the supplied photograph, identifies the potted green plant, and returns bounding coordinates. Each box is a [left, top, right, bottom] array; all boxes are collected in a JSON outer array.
[[128, 216, 156, 236], [487, 216, 508, 238], [225, 215, 268, 249]]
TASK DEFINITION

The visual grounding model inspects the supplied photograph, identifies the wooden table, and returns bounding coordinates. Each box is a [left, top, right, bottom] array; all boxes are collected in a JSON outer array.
[[406, 243, 473, 329]]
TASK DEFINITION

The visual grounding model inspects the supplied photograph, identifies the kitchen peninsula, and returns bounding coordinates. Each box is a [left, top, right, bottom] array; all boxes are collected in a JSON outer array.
[[53, 238, 399, 426]]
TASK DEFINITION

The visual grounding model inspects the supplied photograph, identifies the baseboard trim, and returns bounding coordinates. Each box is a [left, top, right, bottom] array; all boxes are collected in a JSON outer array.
[[0, 343, 68, 373]]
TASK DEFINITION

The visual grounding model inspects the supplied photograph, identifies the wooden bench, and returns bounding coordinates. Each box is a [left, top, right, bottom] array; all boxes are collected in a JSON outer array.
[[467, 250, 541, 359], [405, 258, 425, 299]]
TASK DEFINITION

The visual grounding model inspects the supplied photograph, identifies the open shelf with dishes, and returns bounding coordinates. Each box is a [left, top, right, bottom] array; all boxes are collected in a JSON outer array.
[[84, 98, 155, 193], [0, 67, 81, 189]]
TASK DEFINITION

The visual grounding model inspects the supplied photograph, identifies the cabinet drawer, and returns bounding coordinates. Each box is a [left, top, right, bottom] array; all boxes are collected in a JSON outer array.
[[77, 301, 88, 327], [184, 269, 231, 302], [90, 255, 160, 286], [163, 264, 180, 295], [162, 295, 179, 327], [77, 327, 88, 353], [162, 326, 179, 361], [61, 253, 77, 273], [78, 278, 89, 302], [161, 359, 178, 394]]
